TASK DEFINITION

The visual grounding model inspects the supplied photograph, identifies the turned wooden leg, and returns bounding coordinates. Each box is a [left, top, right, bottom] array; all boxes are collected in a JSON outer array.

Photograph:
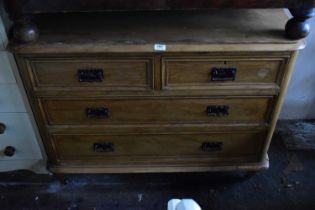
[[54, 173, 69, 184], [238, 171, 259, 179], [12, 18, 39, 43], [245, 171, 259, 177], [285, 7, 315, 39]]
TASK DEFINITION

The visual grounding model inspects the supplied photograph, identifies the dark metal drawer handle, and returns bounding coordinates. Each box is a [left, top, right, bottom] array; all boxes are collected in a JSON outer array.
[[0, 123, 6, 134], [201, 142, 223, 152], [78, 69, 104, 82], [206, 105, 229, 117], [211, 67, 237, 81], [94, 142, 114, 153], [4, 146, 16, 157], [86, 107, 109, 118]]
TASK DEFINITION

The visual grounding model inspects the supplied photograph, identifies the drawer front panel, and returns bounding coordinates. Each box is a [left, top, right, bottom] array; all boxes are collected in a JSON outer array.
[[0, 113, 42, 159], [162, 57, 284, 89], [26, 57, 154, 90], [41, 97, 272, 125], [53, 131, 266, 162]]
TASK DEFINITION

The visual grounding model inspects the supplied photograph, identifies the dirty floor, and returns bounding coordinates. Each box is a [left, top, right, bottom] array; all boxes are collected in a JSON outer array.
[[0, 132, 314, 210]]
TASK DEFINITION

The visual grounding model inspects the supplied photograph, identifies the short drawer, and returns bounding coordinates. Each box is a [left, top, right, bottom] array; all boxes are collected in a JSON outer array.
[[162, 56, 285, 89], [41, 97, 272, 125], [0, 84, 26, 113], [52, 131, 266, 163], [25, 56, 154, 90], [0, 113, 42, 160]]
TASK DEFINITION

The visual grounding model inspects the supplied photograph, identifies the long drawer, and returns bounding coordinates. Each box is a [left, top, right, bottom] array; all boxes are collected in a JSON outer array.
[[162, 56, 285, 90], [40, 97, 272, 125], [52, 131, 266, 163], [25, 56, 154, 90]]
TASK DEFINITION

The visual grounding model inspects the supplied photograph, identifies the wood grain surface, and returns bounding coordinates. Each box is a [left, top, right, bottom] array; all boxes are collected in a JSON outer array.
[[12, 9, 301, 173], [10, 10, 304, 53], [40, 97, 272, 125]]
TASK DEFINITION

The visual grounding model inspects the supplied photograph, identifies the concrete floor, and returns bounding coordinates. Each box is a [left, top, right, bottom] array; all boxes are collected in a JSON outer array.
[[0, 133, 314, 210]]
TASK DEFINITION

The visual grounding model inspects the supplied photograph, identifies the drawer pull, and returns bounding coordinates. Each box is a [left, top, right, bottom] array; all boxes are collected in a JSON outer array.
[[4, 146, 16, 157], [78, 69, 104, 82], [94, 142, 114, 153], [0, 123, 6, 134], [206, 105, 229, 117], [86, 107, 109, 118], [201, 142, 223, 152], [211, 67, 237, 81]]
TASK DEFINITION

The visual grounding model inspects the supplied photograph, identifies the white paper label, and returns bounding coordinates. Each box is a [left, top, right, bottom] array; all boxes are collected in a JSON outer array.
[[154, 44, 167, 51]]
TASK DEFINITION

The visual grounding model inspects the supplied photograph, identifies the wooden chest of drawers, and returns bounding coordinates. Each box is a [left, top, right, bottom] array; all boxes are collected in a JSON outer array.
[[12, 9, 303, 173]]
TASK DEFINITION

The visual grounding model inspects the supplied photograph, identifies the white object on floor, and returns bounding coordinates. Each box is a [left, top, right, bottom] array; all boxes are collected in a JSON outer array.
[[168, 199, 202, 210]]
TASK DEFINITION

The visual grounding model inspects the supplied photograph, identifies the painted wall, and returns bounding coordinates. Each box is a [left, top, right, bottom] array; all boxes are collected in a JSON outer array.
[[0, 1, 10, 32], [280, 13, 315, 119]]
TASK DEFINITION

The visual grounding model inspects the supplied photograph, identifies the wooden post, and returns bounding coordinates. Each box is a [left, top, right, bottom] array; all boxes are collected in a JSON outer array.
[[285, 7, 315, 39]]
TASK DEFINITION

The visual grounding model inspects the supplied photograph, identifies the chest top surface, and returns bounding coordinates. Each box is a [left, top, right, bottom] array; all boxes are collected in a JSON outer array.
[[10, 9, 304, 54]]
